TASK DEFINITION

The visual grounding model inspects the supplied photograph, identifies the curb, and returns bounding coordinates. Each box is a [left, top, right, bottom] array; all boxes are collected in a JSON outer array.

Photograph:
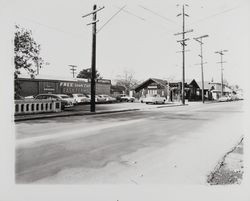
[[157, 103, 186, 108], [14, 109, 140, 122], [14, 102, 191, 122]]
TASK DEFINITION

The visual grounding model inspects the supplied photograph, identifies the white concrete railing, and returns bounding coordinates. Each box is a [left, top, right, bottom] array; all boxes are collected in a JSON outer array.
[[15, 99, 61, 115]]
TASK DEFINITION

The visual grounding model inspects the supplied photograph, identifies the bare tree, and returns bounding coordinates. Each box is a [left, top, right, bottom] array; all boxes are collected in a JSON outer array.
[[115, 70, 139, 95]]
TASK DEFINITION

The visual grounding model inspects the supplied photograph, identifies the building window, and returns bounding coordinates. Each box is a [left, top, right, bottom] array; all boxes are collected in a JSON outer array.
[[148, 90, 157, 95]]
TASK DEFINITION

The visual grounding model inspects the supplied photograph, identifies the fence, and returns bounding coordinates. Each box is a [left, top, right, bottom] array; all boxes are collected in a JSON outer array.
[[15, 99, 61, 115]]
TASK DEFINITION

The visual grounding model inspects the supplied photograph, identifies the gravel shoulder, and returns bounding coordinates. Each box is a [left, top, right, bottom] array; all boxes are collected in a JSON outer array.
[[207, 137, 244, 185]]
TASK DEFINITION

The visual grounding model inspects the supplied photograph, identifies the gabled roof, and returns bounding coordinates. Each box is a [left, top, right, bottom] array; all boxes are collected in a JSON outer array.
[[188, 79, 200, 89], [196, 81, 211, 90], [134, 78, 168, 92]]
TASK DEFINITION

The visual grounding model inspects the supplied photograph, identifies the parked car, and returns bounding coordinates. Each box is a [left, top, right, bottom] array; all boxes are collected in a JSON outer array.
[[117, 94, 135, 102], [35, 94, 74, 109], [218, 96, 230, 102], [96, 95, 106, 103], [67, 93, 90, 104], [24, 95, 34, 99], [86, 95, 106, 103], [139, 96, 146, 103], [143, 94, 166, 104], [98, 94, 117, 103]]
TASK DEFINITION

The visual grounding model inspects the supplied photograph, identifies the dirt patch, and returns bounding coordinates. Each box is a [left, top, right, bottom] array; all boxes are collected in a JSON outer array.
[[207, 137, 243, 185]]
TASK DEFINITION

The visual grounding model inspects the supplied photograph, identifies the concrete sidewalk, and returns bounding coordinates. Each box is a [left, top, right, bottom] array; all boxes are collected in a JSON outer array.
[[14, 102, 183, 122]]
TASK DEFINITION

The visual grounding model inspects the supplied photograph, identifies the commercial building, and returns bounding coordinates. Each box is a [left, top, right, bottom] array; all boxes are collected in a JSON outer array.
[[15, 77, 111, 97]]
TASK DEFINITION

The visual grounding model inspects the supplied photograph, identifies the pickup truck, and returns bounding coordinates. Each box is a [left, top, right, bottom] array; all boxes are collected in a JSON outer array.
[[143, 94, 166, 104]]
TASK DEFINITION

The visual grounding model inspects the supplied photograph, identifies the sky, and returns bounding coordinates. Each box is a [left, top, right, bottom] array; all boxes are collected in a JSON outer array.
[[1, 0, 250, 88]]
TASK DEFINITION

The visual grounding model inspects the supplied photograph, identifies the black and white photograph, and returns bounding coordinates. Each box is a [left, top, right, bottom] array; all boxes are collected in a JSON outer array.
[[0, 0, 249, 200]]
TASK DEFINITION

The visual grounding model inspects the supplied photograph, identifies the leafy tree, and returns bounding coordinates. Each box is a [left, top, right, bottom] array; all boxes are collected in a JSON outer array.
[[115, 70, 139, 95], [77, 68, 102, 79], [14, 25, 44, 78], [14, 25, 44, 98]]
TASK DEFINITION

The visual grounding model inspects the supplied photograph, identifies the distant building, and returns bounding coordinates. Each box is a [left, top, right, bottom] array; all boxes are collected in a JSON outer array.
[[192, 80, 213, 101], [134, 78, 204, 102], [209, 82, 236, 99], [110, 85, 126, 96]]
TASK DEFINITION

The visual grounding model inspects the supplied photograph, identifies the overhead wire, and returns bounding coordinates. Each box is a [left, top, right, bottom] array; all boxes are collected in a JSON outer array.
[[17, 17, 83, 38], [97, 5, 126, 33], [138, 5, 177, 25], [190, 5, 240, 26], [114, 6, 146, 21]]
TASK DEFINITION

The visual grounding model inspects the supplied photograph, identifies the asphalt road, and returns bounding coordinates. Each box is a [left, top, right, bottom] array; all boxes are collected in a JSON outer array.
[[15, 101, 244, 184]]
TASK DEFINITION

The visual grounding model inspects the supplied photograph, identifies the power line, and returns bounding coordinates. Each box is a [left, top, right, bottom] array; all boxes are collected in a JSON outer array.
[[18, 17, 83, 38], [114, 5, 146, 21], [174, 4, 193, 105], [190, 6, 240, 25], [138, 5, 177, 24], [68, 65, 77, 78], [193, 34, 209, 103], [97, 5, 126, 33], [82, 4, 104, 112], [215, 50, 228, 97]]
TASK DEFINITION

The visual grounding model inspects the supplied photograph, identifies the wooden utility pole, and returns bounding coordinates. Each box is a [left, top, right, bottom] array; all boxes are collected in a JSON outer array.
[[68, 64, 77, 78], [175, 4, 193, 105], [215, 50, 228, 97], [82, 5, 104, 112], [194, 35, 209, 103]]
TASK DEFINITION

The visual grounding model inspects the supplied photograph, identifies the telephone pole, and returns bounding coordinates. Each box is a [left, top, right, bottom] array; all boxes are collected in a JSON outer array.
[[174, 4, 193, 105], [215, 50, 228, 97], [68, 65, 77, 78], [82, 5, 104, 112], [193, 35, 209, 103]]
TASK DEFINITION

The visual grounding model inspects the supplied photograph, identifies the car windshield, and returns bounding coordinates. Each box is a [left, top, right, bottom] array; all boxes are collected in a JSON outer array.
[[35, 95, 44, 99], [77, 94, 84, 97]]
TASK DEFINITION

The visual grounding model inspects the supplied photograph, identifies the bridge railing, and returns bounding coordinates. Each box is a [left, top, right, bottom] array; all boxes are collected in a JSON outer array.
[[15, 99, 61, 115]]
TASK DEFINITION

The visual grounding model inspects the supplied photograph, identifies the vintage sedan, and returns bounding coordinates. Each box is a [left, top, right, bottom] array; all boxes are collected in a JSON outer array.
[[68, 93, 90, 104], [86, 95, 106, 103], [117, 94, 135, 102], [98, 94, 117, 103], [143, 94, 166, 104], [35, 94, 74, 109]]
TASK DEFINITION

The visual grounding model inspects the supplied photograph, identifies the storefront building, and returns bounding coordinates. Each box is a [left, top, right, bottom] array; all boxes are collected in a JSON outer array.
[[15, 77, 111, 97]]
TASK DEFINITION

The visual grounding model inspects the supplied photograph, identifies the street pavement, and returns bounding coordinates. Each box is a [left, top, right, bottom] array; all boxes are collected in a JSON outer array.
[[15, 101, 244, 184]]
